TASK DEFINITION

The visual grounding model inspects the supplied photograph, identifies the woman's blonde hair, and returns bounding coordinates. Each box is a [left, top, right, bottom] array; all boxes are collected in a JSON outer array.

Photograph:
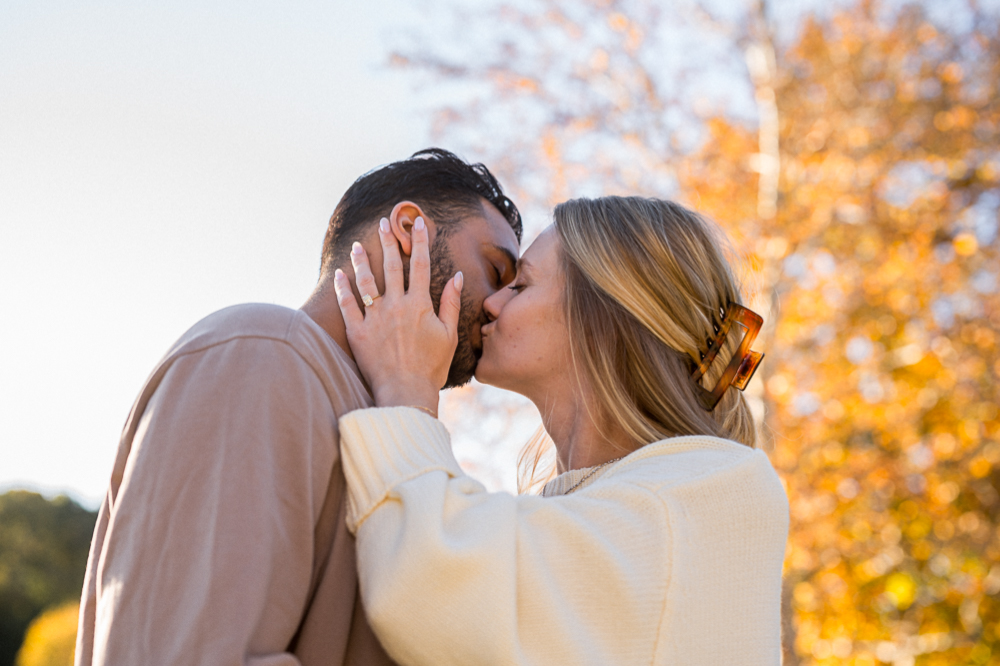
[[518, 196, 757, 493]]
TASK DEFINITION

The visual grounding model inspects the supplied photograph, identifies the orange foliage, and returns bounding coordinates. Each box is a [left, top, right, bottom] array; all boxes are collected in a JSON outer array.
[[404, 0, 1000, 662], [15, 602, 78, 666], [677, 5, 1000, 664]]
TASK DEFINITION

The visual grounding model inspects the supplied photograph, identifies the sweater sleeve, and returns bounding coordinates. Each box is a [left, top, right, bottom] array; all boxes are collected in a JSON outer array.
[[339, 407, 671, 666]]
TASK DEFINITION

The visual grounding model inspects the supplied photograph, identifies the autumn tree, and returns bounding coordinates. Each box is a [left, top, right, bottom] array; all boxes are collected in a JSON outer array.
[[14, 603, 78, 666], [397, 1, 1000, 663]]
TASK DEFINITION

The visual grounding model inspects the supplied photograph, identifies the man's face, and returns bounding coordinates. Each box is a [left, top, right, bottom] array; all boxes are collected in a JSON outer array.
[[427, 200, 519, 388]]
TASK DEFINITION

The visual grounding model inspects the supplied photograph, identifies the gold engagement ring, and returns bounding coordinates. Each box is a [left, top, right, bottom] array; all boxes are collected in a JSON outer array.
[[362, 293, 381, 307]]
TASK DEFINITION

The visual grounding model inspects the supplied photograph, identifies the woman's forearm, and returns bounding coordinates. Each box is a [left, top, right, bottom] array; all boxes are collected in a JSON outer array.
[[338, 407, 669, 666]]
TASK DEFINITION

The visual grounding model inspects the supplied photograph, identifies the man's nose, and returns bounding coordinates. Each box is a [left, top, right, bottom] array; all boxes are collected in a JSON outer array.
[[482, 289, 509, 322]]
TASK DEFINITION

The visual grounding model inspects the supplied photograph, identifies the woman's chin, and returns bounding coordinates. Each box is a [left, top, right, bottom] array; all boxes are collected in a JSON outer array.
[[473, 361, 496, 387], [474, 364, 523, 396], [473, 354, 505, 390], [474, 346, 519, 392]]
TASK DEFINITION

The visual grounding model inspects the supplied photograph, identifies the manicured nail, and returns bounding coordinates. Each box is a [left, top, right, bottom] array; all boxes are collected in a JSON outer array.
[[352, 242, 363, 256], [379, 218, 389, 233], [455, 271, 463, 290], [414, 216, 425, 231], [334, 268, 345, 281]]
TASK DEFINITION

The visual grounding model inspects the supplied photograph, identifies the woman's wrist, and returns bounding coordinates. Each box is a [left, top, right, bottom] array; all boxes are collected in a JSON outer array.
[[373, 381, 440, 418]]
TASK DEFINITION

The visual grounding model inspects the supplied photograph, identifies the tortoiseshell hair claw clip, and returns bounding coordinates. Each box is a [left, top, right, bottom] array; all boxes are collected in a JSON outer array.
[[690, 303, 765, 411]]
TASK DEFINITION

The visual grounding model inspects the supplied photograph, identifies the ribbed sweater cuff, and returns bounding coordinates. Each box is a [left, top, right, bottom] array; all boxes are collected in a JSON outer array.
[[339, 406, 463, 533]]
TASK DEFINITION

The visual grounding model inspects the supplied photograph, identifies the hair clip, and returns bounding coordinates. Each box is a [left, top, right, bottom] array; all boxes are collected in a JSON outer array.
[[690, 303, 765, 411]]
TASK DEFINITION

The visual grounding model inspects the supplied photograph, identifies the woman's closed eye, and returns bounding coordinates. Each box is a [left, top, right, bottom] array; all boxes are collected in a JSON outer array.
[[508, 282, 526, 293]]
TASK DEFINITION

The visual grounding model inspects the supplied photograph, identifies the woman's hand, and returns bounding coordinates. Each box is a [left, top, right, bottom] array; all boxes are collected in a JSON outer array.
[[333, 216, 463, 416]]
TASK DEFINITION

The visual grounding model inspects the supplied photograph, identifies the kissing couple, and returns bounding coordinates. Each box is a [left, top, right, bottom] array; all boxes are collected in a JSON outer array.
[[76, 149, 788, 666]]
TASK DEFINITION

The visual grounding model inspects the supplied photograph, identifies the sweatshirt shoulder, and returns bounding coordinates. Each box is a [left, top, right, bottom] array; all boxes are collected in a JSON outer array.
[[168, 303, 299, 353], [610, 437, 787, 509], [159, 304, 365, 397], [165, 304, 334, 359]]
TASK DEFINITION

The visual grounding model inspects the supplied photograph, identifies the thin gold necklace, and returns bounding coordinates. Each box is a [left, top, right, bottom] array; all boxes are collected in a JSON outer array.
[[563, 456, 626, 495]]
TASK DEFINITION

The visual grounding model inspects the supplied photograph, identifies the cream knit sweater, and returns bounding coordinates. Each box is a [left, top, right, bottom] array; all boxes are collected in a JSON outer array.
[[340, 407, 789, 666]]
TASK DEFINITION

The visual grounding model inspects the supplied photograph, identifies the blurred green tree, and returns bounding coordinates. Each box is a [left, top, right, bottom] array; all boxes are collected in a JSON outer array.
[[396, 0, 1000, 663], [0, 492, 96, 666]]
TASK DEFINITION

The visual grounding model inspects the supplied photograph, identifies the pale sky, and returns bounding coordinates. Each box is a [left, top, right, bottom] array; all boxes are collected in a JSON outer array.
[[9, 0, 970, 508], [0, 0, 536, 507]]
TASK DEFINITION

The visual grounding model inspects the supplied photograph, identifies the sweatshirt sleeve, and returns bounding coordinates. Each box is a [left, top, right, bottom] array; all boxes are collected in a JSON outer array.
[[339, 407, 671, 666], [91, 338, 338, 666]]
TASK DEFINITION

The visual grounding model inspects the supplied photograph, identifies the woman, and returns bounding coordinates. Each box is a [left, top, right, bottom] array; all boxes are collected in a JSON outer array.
[[332, 196, 789, 665]]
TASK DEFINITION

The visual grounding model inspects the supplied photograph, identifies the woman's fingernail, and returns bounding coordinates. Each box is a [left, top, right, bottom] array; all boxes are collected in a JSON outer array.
[[352, 242, 363, 256], [334, 268, 345, 280], [455, 271, 463, 289], [414, 216, 425, 231], [379, 218, 389, 233]]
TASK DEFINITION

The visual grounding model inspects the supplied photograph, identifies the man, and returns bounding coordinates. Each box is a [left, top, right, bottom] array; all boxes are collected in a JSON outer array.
[[76, 148, 522, 665]]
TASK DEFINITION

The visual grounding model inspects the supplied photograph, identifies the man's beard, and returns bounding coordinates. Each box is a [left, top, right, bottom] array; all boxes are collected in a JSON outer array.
[[426, 240, 483, 388]]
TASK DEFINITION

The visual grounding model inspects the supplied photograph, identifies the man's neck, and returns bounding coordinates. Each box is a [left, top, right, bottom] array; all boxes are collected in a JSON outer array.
[[300, 278, 354, 361]]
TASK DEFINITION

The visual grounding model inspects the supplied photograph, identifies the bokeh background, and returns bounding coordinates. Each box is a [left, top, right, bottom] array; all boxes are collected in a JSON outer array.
[[2, 0, 998, 664]]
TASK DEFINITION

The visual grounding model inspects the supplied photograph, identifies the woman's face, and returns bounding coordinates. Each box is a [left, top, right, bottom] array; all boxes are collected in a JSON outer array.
[[476, 226, 573, 399]]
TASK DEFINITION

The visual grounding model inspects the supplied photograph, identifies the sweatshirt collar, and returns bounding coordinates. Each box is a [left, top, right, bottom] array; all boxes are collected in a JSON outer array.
[[540, 434, 751, 497]]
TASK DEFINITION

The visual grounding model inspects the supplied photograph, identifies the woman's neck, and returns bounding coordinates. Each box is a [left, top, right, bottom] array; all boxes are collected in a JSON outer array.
[[534, 390, 634, 473]]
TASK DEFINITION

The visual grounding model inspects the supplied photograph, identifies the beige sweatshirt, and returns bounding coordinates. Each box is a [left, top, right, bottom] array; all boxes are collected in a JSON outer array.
[[339, 407, 789, 666], [76, 304, 395, 666]]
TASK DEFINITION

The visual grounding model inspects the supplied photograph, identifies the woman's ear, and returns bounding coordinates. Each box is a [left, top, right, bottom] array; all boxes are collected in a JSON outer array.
[[388, 201, 430, 256]]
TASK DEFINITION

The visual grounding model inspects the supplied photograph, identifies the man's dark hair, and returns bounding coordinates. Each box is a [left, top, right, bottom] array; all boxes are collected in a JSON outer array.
[[321, 148, 522, 269]]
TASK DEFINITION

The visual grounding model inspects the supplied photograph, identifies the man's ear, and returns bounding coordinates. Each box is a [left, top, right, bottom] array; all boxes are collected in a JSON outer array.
[[388, 201, 431, 256]]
